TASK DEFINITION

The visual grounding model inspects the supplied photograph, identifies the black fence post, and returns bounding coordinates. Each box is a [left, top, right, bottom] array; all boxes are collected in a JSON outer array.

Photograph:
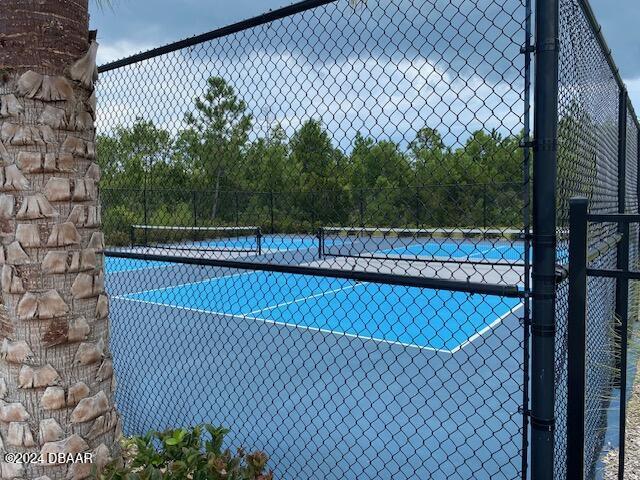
[[618, 218, 630, 480], [269, 191, 275, 234], [567, 197, 588, 480], [615, 89, 628, 378], [317, 227, 324, 259], [615, 89, 630, 480], [192, 191, 197, 227], [235, 191, 240, 226], [359, 189, 365, 227], [483, 184, 488, 229], [415, 185, 420, 229], [256, 227, 262, 256], [311, 191, 316, 229], [143, 188, 149, 246], [532, 0, 560, 477]]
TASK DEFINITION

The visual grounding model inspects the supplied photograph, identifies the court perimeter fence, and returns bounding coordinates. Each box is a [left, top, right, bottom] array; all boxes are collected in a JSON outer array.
[[95, 0, 640, 478]]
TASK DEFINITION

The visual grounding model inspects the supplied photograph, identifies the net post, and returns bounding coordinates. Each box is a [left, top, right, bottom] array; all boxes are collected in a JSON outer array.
[[317, 227, 323, 259], [359, 189, 364, 227], [256, 227, 262, 256], [129, 225, 135, 247], [532, 0, 560, 477], [567, 197, 588, 480], [615, 89, 628, 380]]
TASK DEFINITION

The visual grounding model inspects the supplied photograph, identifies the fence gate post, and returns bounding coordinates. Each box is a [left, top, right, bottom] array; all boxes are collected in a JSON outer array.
[[615, 89, 630, 480], [532, 0, 560, 477], [567, 197, 588, 480], [615, 89, 628, 377]]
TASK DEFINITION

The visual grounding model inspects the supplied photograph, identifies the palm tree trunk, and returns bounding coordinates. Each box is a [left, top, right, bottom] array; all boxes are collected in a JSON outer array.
[[0, 1, 119, 478]]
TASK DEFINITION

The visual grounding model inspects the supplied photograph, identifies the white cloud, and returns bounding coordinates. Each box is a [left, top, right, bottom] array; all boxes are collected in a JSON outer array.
[[97, 40, 155, 66], [96, 48, 525, 151]]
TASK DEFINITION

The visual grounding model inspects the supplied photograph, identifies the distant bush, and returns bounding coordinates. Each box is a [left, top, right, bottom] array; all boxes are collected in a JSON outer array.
[[103, 205, 139, 246], [97, 424, 273, 480]]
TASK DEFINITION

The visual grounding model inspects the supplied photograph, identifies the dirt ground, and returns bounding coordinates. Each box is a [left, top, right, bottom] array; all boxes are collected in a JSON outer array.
[[603, 344, 640, 479]]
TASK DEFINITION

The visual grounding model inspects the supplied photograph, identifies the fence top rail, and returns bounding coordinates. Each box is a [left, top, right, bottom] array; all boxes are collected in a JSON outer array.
[[104, 249, 525, 298], [98, 0, 338, 73], [320, 226, 524, 238], [577, 0, 640, 129], [131, 225, 260, 231]]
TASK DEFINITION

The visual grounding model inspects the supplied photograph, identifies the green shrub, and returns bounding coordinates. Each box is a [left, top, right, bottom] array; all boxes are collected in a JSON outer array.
[[103, 205, 140, 246], [97, 424, 273, 480]]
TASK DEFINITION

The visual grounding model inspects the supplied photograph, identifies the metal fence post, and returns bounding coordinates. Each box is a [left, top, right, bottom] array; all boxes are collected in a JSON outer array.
[[415, 185, 420, 229], [235, 191, 240, 226], [143, 188, 149, 246], [615, 89, 628, 377], [615, 90, 630, 480], [269, 191, 275, 234], [359, 189, 364, 227], [483, 183, 488, 229], [618, 218, 630, 480], [567, 197, 588, 480], [532, 0, 560, 477], [192, 190, 197, 227]]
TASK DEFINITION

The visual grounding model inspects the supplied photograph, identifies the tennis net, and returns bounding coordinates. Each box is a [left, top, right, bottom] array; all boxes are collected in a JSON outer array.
[[130, 225, 262, 254], [318, 227, 525, 266]]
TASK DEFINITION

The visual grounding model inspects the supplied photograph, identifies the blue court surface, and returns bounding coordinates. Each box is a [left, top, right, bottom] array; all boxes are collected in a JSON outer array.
[[116, 269, 521, 352]]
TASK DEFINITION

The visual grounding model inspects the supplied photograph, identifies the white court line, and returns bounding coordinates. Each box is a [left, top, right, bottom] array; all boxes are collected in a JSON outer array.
[[115, 279, 524, 355], [111, 296, 241, 318], [115, 278, 361, 317], [113, 294, 451, 354], [116, 270, 258, 297], [245, 282, 363, 316], [107, 262, 174, 274], [448, 302, 524, 354], [467, 243, 511, 259]]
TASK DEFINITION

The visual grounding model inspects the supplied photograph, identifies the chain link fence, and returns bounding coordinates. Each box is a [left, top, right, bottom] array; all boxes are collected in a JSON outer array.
[[555, 0, 640, 478], [95, 0, 640, 478]]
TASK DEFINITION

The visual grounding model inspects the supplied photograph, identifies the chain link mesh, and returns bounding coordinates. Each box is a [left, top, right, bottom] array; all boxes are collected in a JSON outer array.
[[556, 0, 640, 478], [96, 0, 532, 478]]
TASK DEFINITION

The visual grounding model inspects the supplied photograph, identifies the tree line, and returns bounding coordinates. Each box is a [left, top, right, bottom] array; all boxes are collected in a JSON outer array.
[[97, 77, 524, 244]]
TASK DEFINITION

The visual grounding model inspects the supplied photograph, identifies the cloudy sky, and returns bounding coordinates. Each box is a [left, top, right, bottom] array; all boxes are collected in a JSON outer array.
[[91, 0, 640, 104], [90, 0, 640, 146]]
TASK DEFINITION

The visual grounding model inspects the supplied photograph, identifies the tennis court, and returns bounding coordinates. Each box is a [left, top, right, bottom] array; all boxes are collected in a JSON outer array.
[[106, 225, 526, 479], [113, 267, 522, 353]]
